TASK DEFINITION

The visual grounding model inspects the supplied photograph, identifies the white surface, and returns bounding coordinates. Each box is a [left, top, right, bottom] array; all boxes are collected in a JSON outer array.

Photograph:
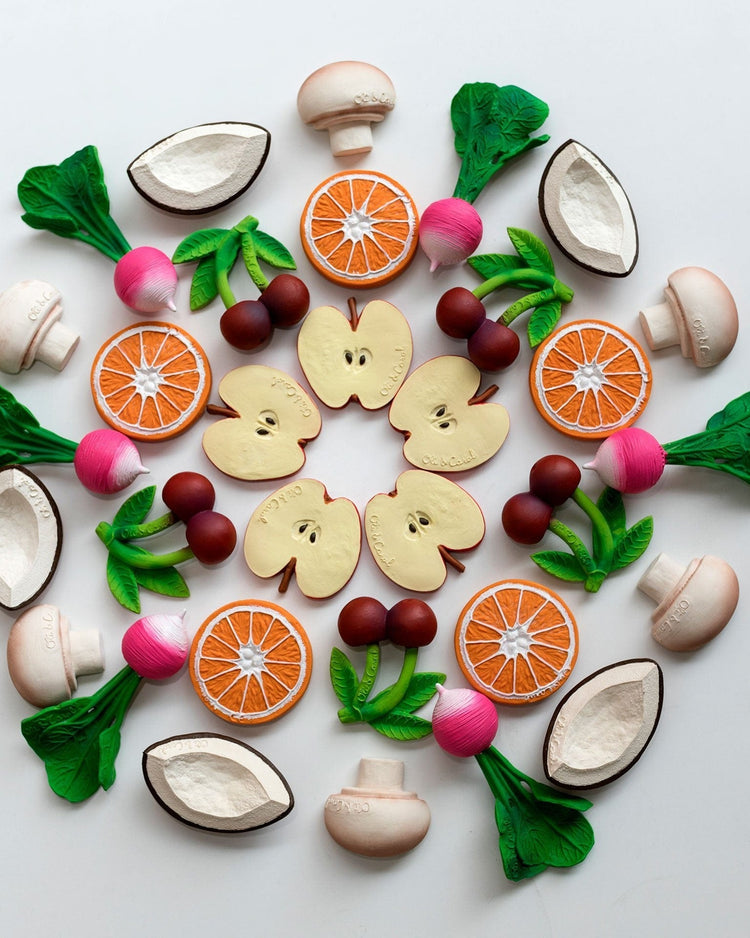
[[1, 2, 748, 936]]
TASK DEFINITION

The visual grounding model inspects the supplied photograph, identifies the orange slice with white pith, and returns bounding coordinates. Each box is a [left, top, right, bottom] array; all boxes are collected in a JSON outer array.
[[530, 319, 651, 439], [91, 322, 211, 442], [189, 600, 312, 725], [300, 170, 419, 288], [455, 580, 578, 705]]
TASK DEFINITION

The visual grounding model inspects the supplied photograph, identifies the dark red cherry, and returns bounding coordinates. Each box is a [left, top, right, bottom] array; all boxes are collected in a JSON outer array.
[[436, 287, 486, 339], [385, 598, 438, 648], [260, 274, 310, 328], [220, 300, 273, 351], [337, 597, 388, 647], [529, 455, 582, 506], [501, 492, 553, 545], [467, 319, 521, 371]]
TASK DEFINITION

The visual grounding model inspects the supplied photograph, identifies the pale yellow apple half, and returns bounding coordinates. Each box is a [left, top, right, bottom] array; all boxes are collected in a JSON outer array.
[[388, 355, 510, 472], [244, 479, 361, 599], [203, 366, 321, 481], [364, 469, 486, 592], [296, 299, 413, 409]]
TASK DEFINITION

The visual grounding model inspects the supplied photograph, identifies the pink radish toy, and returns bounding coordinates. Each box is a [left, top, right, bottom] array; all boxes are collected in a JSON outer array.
[[431, 684, 594, 881], [19, 146, 177, 314], [586, 392, 750, 493]]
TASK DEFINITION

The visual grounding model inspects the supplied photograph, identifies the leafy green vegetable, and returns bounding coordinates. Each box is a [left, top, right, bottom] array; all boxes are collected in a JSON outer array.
[[172, 214, 297, 309], [21, 666, 143, 802], [18, 145, 131, 263], [475, 746, 594, 881], [451, 84, 550, 204], [0, 384, 78, 466], [664, 391, 750, 484]]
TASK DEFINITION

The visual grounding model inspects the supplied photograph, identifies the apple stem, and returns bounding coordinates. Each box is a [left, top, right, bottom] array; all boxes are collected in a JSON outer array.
[[438, 545, 465, 573], [278, 557, 297, 593], [347, 296, 360, 328], [468, 385, 499, 406], [206, 403, 239, 419]]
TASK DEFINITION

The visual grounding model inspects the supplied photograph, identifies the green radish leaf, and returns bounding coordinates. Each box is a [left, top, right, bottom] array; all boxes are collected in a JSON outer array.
[[394, 672, 446, 713], [72, 145, 111, 215], [369, 712, 433, 741], [189, 255, 220, 310], [241, 232, 266, 288], [112, 485, 156, 529], [106, 555, 141, 612], [0, 386, 41, 428], [251, 228, 297, 271], [611, 516, 654, 571], [531, 550, 588, 582], [507, 227, 555, 275], [705, 391, 750, 432], [329, 647, 359, 709], [133, 566, 190, 599], [97, 724, 122, 790], [172, 228, 229, 264], [596, 486, 627, 540], [527, 299, 562, 347], [232, 215, 259, 235], [20, 211, 78, 237]]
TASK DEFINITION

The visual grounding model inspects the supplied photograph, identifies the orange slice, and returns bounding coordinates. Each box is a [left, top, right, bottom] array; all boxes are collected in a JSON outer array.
[[189, 600, 312, 725], [91, 322, 211, 442], [454, 580, 578, 705], [530, 319, 651, 439], [300, 170, 419, 288]]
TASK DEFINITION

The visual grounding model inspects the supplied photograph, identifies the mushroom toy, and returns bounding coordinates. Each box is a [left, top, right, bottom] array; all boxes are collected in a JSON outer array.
[[0, 280, 78, 374], [637, 552, 739, 651], [297, 61, 395, 157], [638, 267, 738, 367]]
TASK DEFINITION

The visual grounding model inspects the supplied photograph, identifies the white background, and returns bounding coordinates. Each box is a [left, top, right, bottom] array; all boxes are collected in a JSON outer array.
[[1, 2, 748, 936]]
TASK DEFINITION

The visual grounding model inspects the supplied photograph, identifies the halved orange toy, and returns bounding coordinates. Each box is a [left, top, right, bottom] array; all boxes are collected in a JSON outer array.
[[300, 170, 419, 288], [530, 319, 651, 439], [189, 600, 312, 725], [454, 580, 578, 705], [91, 322, 211, 442]]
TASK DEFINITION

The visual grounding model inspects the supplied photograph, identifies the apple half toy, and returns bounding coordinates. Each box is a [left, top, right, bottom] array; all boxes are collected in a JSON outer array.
[[388, 355, 509, 471], [244, 479, 361, 599], [297, 297, 412, 409], [203, 365, 321, 481], [127, 122, 271, 215], [364, 470, 485, 591]]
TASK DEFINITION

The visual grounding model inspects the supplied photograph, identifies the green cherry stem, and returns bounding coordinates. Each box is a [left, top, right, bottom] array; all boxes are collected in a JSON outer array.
[[353, 643, 381, 709], [571, 488, 614, 572], [500, 287, 556, 325], [472, 267, 558, 301], [95, 522, 194, 569], [357, 647, 419, 723], [547, 518, 596, 575], [114, 511, 179, 541]]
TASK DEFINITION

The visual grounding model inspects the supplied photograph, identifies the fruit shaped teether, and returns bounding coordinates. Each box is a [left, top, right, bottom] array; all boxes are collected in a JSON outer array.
[[95, 473, 236, 612], [300, 171, 419, 289], [388, 355, 509, 471], [297, 297, 412, 409], [638, 267, 738, 367], [90, 322, 211, 442], [364, 470, 485, 591], [128, 122, 271, 214], [7, 604, 104, 708], [0, 280, 78, 374], [324, 758, 430, 858], [244, 479, 361, 600], [637, 552, 739, 651], [297, 61, 395, 157], [454, 579, 578, 705], [189, 600, 312, 726], [502, 455, 653, 592], [173, 215, 309, 351], [0, 385, 147, 494], [530, 320, 652, 439], [538, 139, 638, 277], [0, 465, 62, 611], [543, 659, 663, 789], [143, 733, 293, 833], [419, 83, 550, 271], [436, 228, 574, 372], [202, 365, 321, 481], [584, 391, 750, 494], [21, 611, 190, 802], [19, 146, 177, 314], [331, 597, 444, 740], [432, 684, 594, 881]]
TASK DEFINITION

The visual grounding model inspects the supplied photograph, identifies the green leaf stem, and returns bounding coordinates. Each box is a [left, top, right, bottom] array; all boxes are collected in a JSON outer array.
[[0, 385, 78, 466], [172, 214, 297, 310], [663, 391, 750, 484], [18, 145, 131, 263]]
